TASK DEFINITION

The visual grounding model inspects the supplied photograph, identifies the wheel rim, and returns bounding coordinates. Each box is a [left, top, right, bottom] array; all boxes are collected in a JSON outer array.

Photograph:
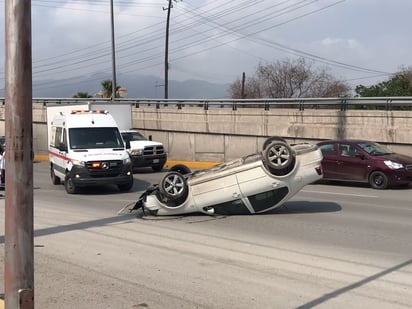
[[268, 144, 290, 167], [163, 174, 185, 196], [374, 175, 384, 186]]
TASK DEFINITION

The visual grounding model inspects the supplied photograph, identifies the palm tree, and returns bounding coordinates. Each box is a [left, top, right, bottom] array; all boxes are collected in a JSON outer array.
[[99, 80, 112, 98], [72, 92, 92, 98], [96, 80, 127, 98]]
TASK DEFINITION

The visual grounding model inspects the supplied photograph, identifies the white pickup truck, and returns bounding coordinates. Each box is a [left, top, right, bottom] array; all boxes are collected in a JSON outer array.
[[120, 130, 167, 172]]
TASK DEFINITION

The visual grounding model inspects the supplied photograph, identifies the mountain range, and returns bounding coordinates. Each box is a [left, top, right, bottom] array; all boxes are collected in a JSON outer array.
[[31, 73, 232, 99]]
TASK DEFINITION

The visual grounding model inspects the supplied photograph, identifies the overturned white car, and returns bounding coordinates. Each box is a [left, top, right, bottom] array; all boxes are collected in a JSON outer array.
[[129, 137, 323, 216]]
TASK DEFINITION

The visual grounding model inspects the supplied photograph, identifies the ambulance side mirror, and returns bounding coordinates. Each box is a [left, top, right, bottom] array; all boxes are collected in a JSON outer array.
[[59, 143, 68, 152]]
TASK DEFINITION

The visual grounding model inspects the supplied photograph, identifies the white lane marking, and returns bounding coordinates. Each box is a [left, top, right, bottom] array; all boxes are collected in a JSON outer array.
[[301, 190, 379, 198]]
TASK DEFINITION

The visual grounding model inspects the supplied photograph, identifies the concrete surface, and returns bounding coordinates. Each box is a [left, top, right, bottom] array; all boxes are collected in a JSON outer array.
[[2, 104, 412, 162]]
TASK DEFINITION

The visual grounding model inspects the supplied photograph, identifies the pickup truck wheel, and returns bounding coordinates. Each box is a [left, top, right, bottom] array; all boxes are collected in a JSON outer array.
[[169, 164, 191, 175], [160, 171, 188, 201], [50, 165, 61, 185], [118, 179, 134, 191], [152, 165, 164, 172], [64, 175, 79, 194], [263, 140, 295, 176]]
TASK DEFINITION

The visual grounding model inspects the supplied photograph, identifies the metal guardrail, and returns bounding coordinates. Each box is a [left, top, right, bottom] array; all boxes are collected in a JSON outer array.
[[1, 97, 412, 111]]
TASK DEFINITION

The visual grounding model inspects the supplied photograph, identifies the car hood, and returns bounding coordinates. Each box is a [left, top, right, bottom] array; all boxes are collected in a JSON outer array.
[[379, 153, 412, 164], [129, 140, 163, 149]]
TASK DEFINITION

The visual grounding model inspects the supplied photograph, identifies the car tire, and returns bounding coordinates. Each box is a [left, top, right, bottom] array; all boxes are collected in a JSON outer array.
[[369, 171, 388, 189], [263, 140, 295, 176], [64, 174, 79, 194], [159, 171, 188, 201], [169, 164, 191, 175], [50, 165, 61, 185], [118, 179, 134, 192], [152, 165, 164, 172], [262, 136, 287, 150]]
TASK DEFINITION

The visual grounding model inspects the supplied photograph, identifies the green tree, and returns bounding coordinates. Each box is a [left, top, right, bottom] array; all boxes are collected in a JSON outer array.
[[355, 68, 412, 97], [72, 92, 92, 98], [97, 80, 127, 98], [100, 80, 113, 98], [229, 58, 350, 99]]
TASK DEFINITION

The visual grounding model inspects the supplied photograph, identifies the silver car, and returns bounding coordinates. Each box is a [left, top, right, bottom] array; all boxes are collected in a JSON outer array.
[[129, 137, 323, 216]]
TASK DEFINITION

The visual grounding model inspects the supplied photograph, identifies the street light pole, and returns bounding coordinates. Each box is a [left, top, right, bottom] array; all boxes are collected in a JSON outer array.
[[110, 0, 117, 99]]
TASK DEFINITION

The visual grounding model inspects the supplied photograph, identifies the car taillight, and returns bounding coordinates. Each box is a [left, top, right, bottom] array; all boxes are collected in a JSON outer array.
[[315, 166, 322, 175]]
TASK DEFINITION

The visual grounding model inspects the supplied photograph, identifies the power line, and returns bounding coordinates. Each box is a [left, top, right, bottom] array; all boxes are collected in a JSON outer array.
[[0, 0, 396, 92]]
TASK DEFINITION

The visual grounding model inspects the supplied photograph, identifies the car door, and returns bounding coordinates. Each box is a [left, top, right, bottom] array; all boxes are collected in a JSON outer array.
[[190, 173, 242, 209], [319, 142, 340, 179], [334, 143, 369, 181], [49, 126, 68, 180]]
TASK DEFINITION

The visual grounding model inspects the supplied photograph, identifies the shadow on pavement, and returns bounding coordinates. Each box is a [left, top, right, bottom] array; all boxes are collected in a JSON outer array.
[[266, 201, 342, 215], [296, 258, 412, 309], [0, 214, 135, 245]]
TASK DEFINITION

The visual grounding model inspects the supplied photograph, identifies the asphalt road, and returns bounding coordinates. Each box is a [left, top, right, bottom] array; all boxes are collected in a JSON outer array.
[[1, 162, 412, 309]]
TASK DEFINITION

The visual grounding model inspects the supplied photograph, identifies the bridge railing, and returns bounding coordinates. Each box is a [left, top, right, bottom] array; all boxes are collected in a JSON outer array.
[[1, 97, 412, 111]]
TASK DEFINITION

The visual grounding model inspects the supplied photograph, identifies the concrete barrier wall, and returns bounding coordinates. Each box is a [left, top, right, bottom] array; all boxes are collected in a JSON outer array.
[[0, 104, 411, 161], [131, 107, 412, 160]]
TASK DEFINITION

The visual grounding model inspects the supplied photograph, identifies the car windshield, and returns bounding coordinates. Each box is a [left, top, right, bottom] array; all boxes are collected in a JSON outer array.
[[69, 127, 124, 149], [357, 142, 392, 156], [121, 132, 147, 142]]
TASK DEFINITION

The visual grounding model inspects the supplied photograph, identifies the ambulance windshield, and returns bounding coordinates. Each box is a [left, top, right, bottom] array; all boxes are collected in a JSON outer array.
[[69, 127, 124, 149]]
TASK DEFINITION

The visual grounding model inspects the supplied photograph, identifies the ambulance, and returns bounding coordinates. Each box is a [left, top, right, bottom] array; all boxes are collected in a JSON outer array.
[[48, 108, 134, 194]]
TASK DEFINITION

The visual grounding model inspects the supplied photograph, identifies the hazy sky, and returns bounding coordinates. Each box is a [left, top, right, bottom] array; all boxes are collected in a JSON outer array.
[[0, 0, 411, 95]]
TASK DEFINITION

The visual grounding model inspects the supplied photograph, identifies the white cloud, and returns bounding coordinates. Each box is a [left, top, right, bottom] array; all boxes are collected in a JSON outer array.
[[2, 0, 412, 95], [320, 38, 360, 49]]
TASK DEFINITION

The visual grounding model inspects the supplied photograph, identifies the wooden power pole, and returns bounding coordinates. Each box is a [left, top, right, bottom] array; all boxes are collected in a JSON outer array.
[[164, 0, 173, 99], [4, 0, 35, 308]]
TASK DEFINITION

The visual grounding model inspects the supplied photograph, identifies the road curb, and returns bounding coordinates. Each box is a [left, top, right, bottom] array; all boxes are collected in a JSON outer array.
[[165, 160, 220, 170]]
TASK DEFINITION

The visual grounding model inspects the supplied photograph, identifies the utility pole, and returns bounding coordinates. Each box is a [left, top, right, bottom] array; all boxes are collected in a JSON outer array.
[[110, 0, 117, 99], [5, 0, 35, 308], [241, 72, 246, 99], [163, 0, 173, 99], [163, 0, 181, 99]]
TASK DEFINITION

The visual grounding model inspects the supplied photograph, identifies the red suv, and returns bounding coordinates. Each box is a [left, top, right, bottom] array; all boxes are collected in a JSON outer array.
[[317, 140, 412, 189]]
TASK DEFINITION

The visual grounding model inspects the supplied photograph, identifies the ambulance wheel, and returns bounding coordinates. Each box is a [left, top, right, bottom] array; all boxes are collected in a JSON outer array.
[[65, 175, 79, 194], [118, 179, 134, 191], [50, 165, 61, 185]]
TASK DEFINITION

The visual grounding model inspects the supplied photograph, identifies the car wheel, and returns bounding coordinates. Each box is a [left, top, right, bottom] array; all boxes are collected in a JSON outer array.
[[64, 174, 79, 194], [118, 179, 134, 191], [152, 165, 164, 172], [159, 171, 188, 201], [262, 136, 287, 150], [263, 140, 295, 176], [50, 165, 60, 185], [369, 171, 388, 189], [169, 164, 191, 175]]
